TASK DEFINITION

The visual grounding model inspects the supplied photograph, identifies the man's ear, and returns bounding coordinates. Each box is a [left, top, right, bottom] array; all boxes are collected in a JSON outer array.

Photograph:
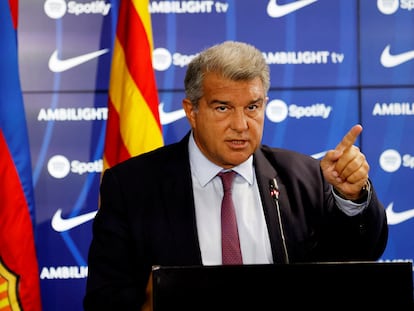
[[182, 98, 196, 127]]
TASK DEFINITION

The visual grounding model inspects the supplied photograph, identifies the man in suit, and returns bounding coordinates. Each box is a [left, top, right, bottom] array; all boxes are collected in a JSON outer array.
[[83, 41, 388, 310]]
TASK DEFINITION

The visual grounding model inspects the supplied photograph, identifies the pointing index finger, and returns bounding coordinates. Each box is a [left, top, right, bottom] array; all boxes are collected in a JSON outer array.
[[335, 124, 363, 152]]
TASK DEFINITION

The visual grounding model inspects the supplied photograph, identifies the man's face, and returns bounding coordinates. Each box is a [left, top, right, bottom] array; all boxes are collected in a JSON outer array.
[[183, 72, 267, 169]]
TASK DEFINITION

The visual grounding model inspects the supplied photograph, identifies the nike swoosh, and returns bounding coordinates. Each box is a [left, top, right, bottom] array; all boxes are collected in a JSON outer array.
[[51, 208, 98, 232], [386, 202, 414, 225], [380, 45, 414, 68], [48, 49, 109, 73], [267, 0, 318, 18], [159, 102, 186, 125]]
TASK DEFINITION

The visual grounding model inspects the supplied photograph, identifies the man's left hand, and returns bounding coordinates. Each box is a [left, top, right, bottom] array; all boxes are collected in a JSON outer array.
[[320, 124, 369, 201]]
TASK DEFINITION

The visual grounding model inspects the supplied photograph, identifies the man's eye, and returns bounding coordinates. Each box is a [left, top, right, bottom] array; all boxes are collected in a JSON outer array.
[[247, 104, 258, 111], [216, 106, 228, 112]]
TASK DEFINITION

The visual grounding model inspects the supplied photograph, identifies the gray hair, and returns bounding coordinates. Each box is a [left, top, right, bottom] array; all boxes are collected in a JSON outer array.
[[184, 41, 270, 107]]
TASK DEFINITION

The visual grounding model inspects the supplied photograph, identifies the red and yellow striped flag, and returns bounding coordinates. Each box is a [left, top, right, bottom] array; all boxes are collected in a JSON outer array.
[[103, 0, 163, 171]]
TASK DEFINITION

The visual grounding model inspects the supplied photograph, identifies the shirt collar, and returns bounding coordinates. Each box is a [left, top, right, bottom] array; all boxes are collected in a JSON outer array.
[[188, 131, 254, 187]]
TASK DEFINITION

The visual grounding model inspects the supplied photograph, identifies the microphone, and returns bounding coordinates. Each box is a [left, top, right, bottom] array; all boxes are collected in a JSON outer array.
[[269, 178, 289, 264], [269, 178, 280, 201]]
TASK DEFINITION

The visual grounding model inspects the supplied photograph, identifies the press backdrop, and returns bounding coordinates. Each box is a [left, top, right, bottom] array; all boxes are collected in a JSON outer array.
[[18, 1, 414, 310]]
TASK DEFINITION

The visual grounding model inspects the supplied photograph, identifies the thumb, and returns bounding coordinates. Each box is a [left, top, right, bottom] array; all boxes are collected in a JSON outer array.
[[322, 149, 342, 165]]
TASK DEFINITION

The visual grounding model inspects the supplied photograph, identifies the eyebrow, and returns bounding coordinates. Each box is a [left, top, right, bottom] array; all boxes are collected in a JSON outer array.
[[209, 97, 264, 106]]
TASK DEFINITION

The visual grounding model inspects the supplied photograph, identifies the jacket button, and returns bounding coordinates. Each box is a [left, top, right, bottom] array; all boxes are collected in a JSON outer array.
[[359, 223, 366, 235]]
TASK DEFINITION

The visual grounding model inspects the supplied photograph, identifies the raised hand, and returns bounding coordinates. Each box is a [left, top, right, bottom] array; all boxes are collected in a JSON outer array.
[[320, 124, 369, 200]]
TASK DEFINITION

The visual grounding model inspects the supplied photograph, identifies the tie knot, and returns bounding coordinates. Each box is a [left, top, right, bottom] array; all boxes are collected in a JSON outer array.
[[218, 170, 236, 192]]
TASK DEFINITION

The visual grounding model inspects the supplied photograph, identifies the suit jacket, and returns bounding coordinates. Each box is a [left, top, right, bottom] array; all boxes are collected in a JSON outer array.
[[84, 132, 388, 310]]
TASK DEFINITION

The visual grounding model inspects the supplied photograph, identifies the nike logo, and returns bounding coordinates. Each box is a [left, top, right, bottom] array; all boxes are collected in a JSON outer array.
[[380, 45, 414, 68], [159, 102, 186, 125], [48, 49, 109, 73], [386, 202, 414, 225], [51, 208, 97, 232], [267, 0, 318, 18]]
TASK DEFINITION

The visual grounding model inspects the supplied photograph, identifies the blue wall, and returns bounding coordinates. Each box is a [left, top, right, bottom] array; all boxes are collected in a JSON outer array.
[[18, 1, 414, 310]]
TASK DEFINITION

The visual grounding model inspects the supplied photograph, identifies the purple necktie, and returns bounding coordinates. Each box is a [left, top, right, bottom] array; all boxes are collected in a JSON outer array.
[[218, 171, 243, 265]]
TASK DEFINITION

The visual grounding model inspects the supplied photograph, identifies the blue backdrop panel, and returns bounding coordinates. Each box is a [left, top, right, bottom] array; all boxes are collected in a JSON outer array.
[[158, 90, 190, 144], [360, 1, 414, 86], [19, 0, 115, 92], [151, 0, 358, 90], [24, 91, 106, 311], [262, 89, 359, 155], [361, 88, 414, 263]]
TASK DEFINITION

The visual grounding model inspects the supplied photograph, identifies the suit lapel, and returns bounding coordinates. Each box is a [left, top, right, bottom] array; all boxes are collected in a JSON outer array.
[[160, 134, 203, 265]]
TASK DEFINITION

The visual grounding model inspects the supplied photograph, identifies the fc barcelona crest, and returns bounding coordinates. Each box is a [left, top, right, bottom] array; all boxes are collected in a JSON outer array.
[[0, 259, 22, 311]]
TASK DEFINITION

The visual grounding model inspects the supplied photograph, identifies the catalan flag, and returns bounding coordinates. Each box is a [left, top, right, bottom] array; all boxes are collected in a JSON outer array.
[[0, 0, 42, 310], [103, 0, 163, 171]]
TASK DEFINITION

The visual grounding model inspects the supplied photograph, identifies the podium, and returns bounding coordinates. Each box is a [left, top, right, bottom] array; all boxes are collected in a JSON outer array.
[[152, 261, 414, 310]]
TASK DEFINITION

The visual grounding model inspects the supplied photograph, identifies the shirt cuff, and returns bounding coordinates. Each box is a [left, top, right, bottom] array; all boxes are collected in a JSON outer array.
[[332, 181, 372, 217]]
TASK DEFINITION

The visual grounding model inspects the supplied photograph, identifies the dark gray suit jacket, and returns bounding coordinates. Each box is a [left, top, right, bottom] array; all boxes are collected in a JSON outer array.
[[84, 132, 388, 310]]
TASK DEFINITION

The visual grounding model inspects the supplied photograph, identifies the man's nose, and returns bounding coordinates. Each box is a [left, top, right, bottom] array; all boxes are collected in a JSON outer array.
[[230, 109, 248, 131]]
